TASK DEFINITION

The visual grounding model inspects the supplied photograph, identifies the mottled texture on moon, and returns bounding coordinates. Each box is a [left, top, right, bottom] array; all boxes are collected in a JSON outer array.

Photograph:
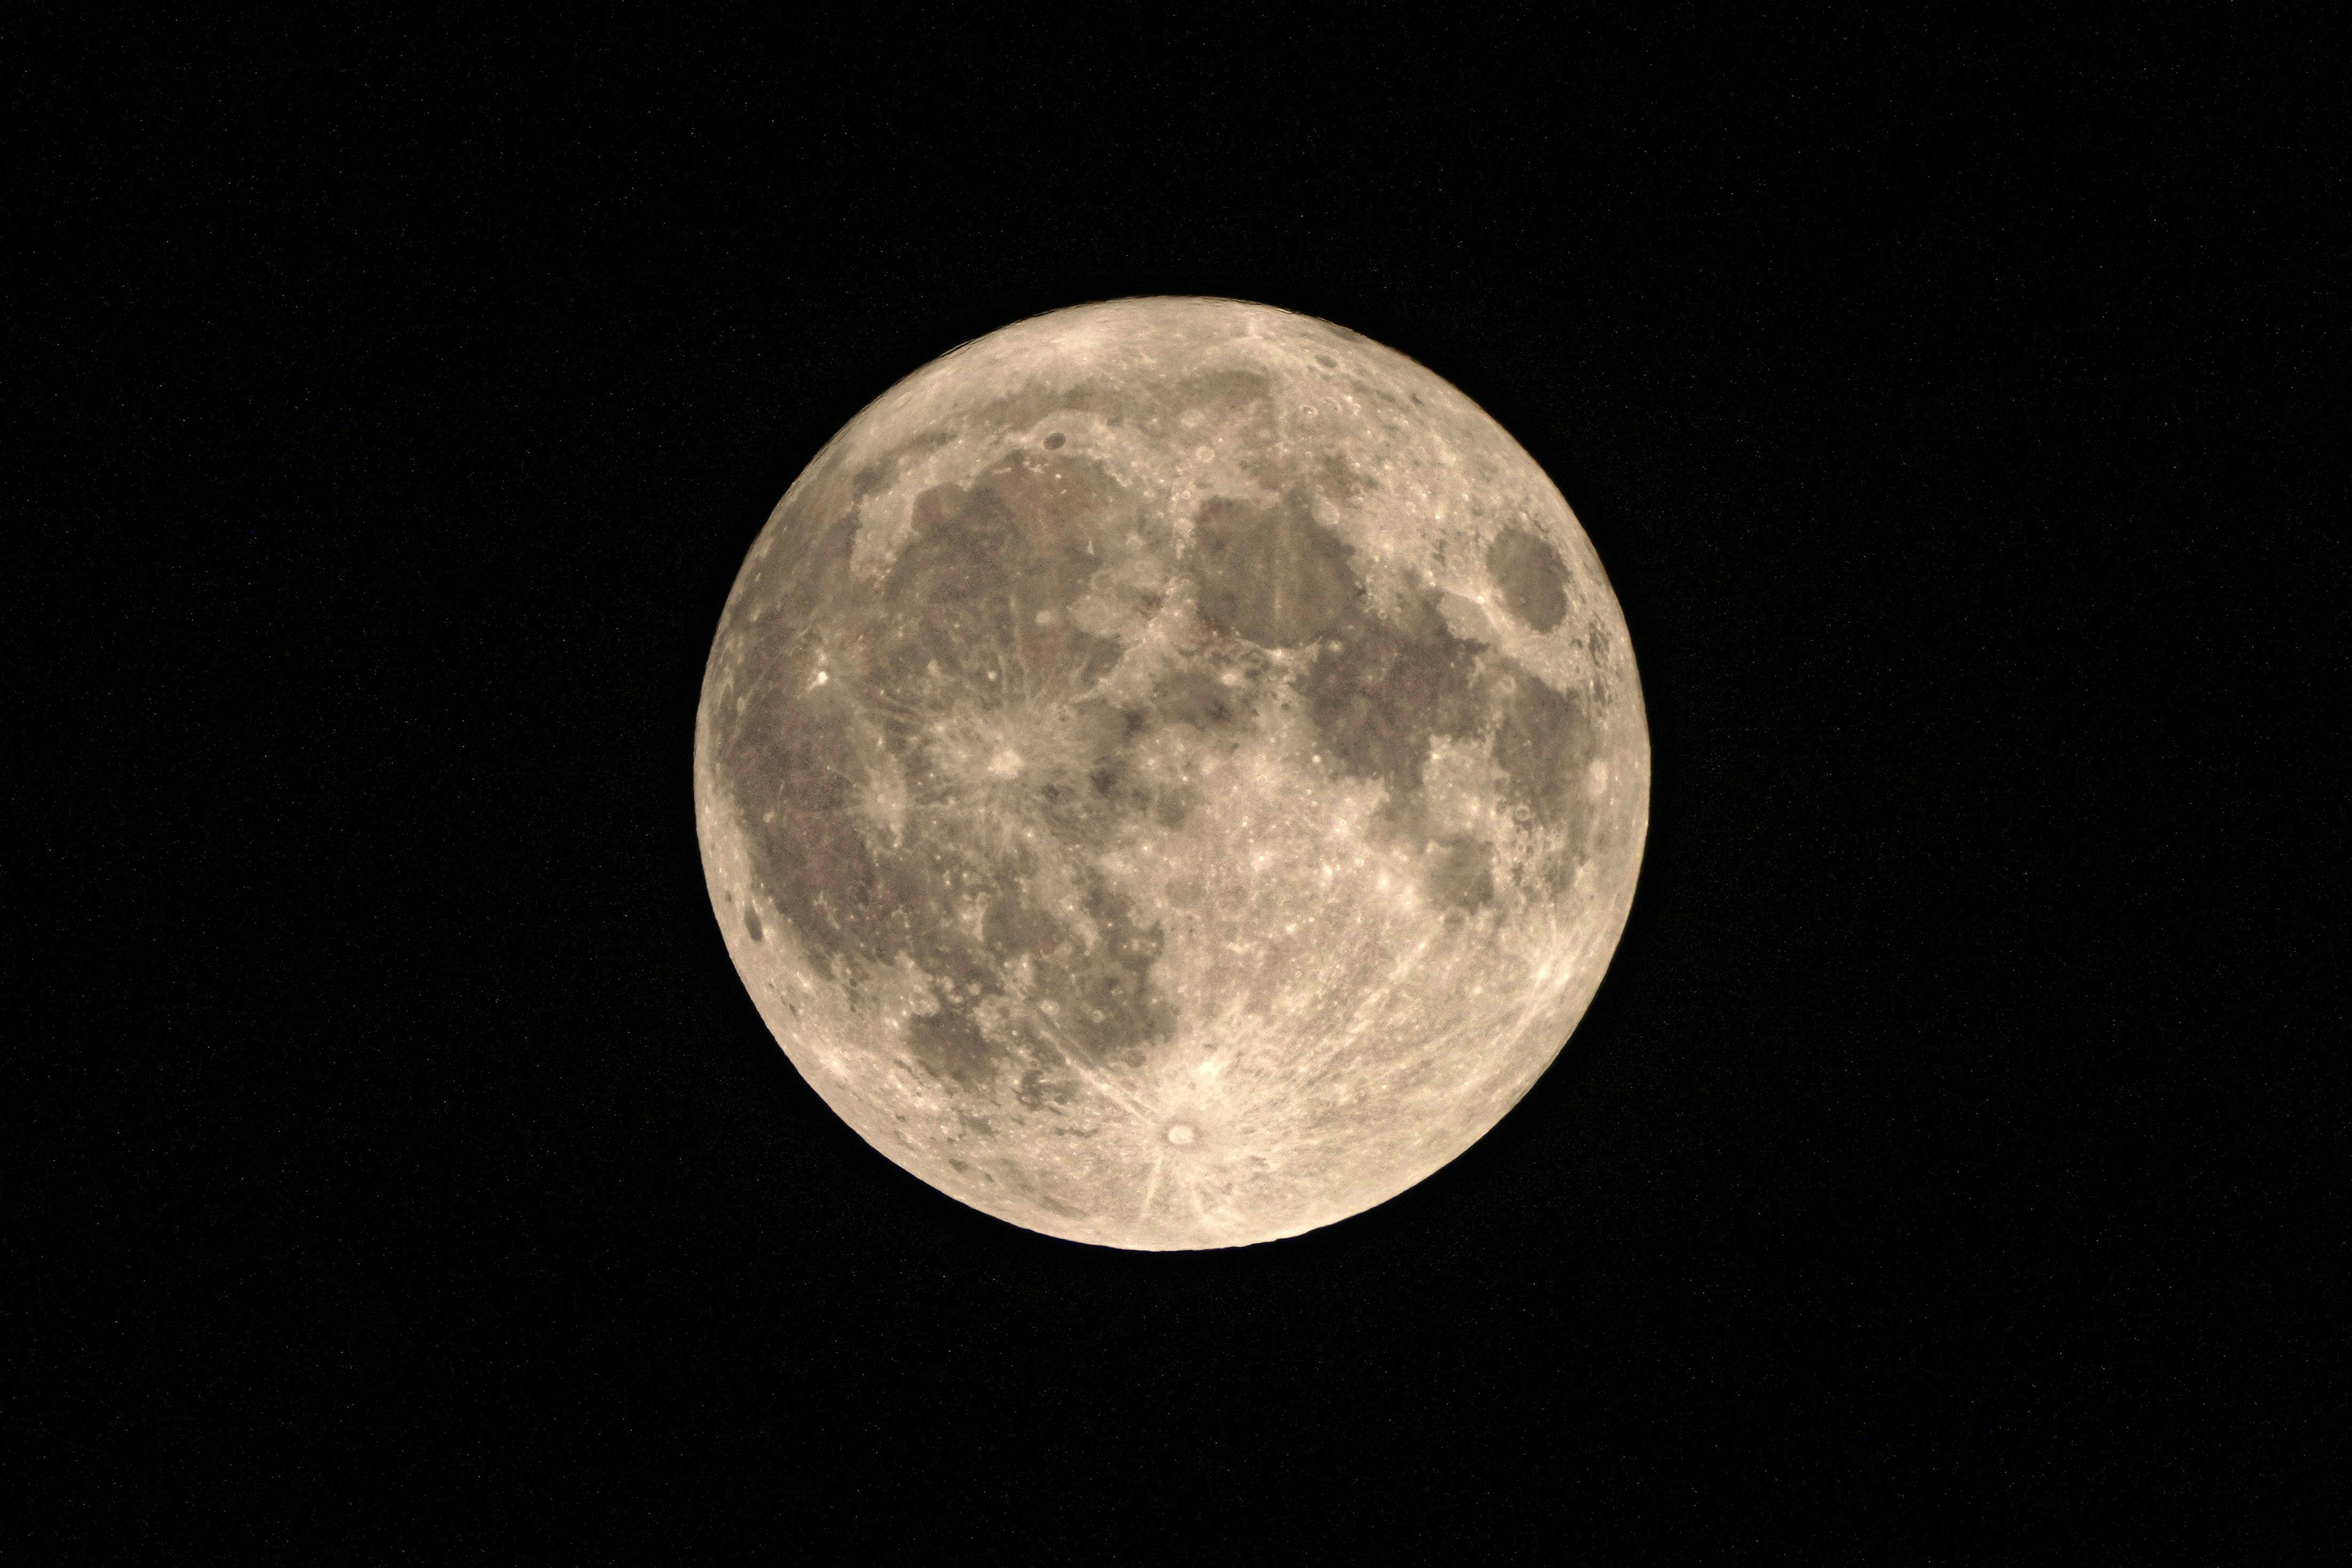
[[695, 298, 1648, 1250]]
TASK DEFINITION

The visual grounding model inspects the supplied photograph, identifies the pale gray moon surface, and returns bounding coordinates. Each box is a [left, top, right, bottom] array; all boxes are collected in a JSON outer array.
[[695, 298, 1648, 1250]]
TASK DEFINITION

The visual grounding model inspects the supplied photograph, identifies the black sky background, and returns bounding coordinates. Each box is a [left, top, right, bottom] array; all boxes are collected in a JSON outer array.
[[17, 9, 2339, 1559]]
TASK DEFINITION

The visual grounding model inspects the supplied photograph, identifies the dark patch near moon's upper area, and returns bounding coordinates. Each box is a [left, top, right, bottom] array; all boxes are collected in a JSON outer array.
[[1180, 489, 1592, 914], [1487, 527, 1570, 633], [869, 451, 1127, 696], [1302, 599, 1483, 805], [1188, 491, 1360, 649]]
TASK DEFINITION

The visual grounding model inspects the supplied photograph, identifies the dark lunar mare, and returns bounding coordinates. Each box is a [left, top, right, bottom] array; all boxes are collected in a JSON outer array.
[[1485, 527, 1572, 633], [718, 437, 1174, 1101]]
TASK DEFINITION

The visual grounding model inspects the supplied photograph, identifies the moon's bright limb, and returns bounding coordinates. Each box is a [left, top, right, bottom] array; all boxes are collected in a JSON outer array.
[[695, 298, 1648, 1249]]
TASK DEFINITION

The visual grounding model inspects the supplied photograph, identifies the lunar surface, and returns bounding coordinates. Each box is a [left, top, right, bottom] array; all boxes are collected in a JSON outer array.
[[695, 298, 1647, 1249]]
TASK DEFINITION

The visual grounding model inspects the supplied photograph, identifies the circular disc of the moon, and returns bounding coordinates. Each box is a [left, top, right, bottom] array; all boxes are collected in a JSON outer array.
[[695, 298, 1648, 1249]]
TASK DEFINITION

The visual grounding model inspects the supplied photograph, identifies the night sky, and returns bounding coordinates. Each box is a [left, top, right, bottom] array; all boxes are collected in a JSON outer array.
[[19, 10, 2333, 1558]]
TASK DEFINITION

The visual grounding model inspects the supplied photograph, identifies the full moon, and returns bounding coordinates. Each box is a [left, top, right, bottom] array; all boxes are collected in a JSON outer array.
[[695, 298, 1648, 1249]]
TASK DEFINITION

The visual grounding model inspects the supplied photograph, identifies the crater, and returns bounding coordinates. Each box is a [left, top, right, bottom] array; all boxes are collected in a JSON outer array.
[[1486, 527, 1570, 633]]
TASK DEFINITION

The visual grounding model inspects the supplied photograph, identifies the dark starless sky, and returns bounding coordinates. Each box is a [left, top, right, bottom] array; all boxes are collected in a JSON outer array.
[[17, 9, 2335, 1558]]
